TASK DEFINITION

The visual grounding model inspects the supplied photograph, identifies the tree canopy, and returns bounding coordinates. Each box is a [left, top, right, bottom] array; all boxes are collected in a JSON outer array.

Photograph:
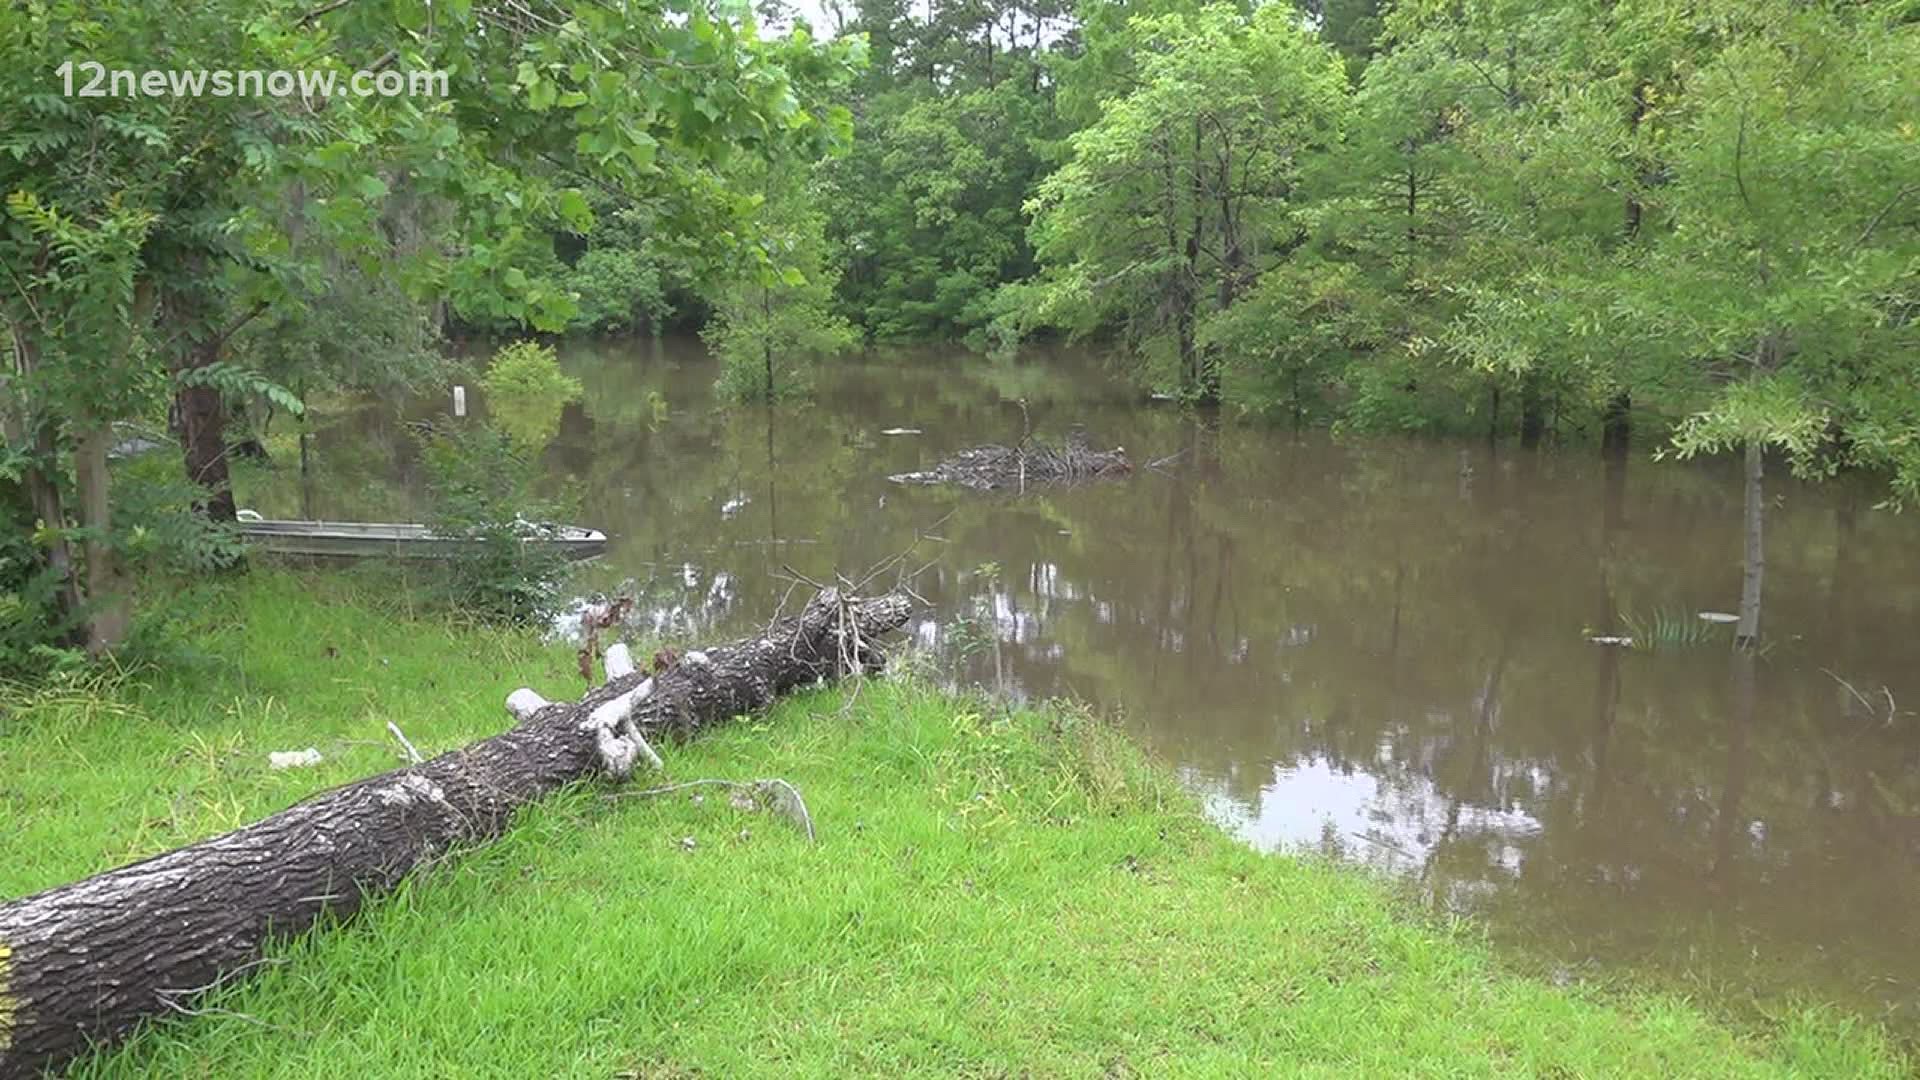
[[1, 0, 1915, 669]]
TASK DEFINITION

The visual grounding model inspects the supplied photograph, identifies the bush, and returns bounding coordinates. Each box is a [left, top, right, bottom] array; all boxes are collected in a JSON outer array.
[[479, 340, 584, 450], [0, 488, 81, 678], [705, 282, 857, 404], [0, 451, 244, 680], [417, 422, 574, 624], [562, 248, 673, 333]]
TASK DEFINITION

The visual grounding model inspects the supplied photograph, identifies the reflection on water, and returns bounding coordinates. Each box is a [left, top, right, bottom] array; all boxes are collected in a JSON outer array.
[[244, 336, 1920, 1030]]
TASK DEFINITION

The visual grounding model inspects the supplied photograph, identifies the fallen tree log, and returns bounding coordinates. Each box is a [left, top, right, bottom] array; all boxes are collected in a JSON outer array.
[[0, 589, 911, 1079]]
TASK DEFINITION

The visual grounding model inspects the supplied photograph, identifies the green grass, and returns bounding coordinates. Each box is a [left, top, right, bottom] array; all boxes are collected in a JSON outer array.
[[2, 571, 1906, 1077], [1616, 607, 1729, 653]]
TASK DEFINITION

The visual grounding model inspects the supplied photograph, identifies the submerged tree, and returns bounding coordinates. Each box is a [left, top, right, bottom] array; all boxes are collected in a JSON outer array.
[[705, 163, 857, 403], [481, 340, 585, 451], [1621, 1, 1920, 643]]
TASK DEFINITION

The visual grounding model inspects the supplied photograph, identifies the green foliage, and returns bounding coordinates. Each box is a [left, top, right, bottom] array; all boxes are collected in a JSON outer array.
[[0, 495, 82, 679], [1024, 4, 1351, 399], [1001, 0, 1918, 498], [811, 0, 1068, 341], [1, 0, 862, 660], [0, 452, 243, 679], [2, 190, 157, 424], [704, 165, 857, 402], [561, 248, 673, 333], [826, 82, 1056, 340], [109, 455, 250, 575], [1617, 607, 1734, 653], [1199, 258, 1386, 424], [173, 362, 305, 420], [417, 423, 575, 623], [479, 341, 585, 450]]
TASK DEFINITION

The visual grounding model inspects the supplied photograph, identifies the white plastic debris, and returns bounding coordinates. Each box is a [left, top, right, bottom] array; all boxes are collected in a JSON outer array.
[[604, 642, 636, 681], [269, 747, 324, 770]]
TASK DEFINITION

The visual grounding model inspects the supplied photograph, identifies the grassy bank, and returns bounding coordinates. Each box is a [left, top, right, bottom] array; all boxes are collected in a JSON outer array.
[[1, 571, 1905, 1077]]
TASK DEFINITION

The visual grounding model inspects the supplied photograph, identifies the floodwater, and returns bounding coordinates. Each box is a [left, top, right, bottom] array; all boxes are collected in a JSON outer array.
[[247, 337, 1920, 1030]]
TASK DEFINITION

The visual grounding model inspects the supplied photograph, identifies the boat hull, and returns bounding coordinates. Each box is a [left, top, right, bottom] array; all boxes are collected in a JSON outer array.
[[236, 516, 607, 561]]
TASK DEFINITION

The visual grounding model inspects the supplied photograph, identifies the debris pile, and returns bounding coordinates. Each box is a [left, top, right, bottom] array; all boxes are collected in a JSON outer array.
[[889, 430, 1131, 492]]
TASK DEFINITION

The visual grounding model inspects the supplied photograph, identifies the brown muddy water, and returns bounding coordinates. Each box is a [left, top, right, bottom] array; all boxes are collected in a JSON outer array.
[[244, 337, 1920, 1031]]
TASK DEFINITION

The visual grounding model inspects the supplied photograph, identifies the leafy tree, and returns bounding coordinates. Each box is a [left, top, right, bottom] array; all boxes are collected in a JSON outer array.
[[828, 81, 1056, 340], [705, 164, 857, 402], [563, 248, 674, 333], [0, 194, 155, 657], [1, 0, 858, 654], [1615, 0, 1920, 640], [1025, 4, 1349, 401], [820, 0, 1069, 341]]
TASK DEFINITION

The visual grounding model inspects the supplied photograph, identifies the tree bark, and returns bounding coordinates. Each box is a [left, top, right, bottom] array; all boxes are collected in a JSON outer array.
[[1624, 81, 1648, 240], [174, 377, 236, 523], [166, 291, 266, 526], [763, 287, 775, 401], [1518, 374, 1546, 449], [1601, 391, 1631, 456], [0, 590, 911, 1079], [72, 424, 129, 656]]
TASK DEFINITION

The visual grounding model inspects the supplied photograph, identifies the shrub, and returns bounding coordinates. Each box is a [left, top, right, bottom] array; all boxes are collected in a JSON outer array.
[[0, 450, 245, 680], [479, 340, 583, 450], [417, 422, 575, 624], [562, 248, 673, 333]]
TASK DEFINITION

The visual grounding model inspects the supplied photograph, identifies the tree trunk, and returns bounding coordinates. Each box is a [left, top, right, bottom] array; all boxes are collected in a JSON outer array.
[[72, 424, 129, 656], [1188, 118, 1217, 406], [762, 287, 775, 402], [1601, 391, 1631, 456], [0, 590, 911, 1079], [1405, 161, 1419, 248], [165, 287, 261, 527], [3, 331, 84, 640], [174, 378, 236, 522], [1174, 287, 1197, 399], [1518, 374, 1546, 449], [298, 424, 314, 521], [1736, 438, 1764, 648], [1624, 82, 1648, 240]]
